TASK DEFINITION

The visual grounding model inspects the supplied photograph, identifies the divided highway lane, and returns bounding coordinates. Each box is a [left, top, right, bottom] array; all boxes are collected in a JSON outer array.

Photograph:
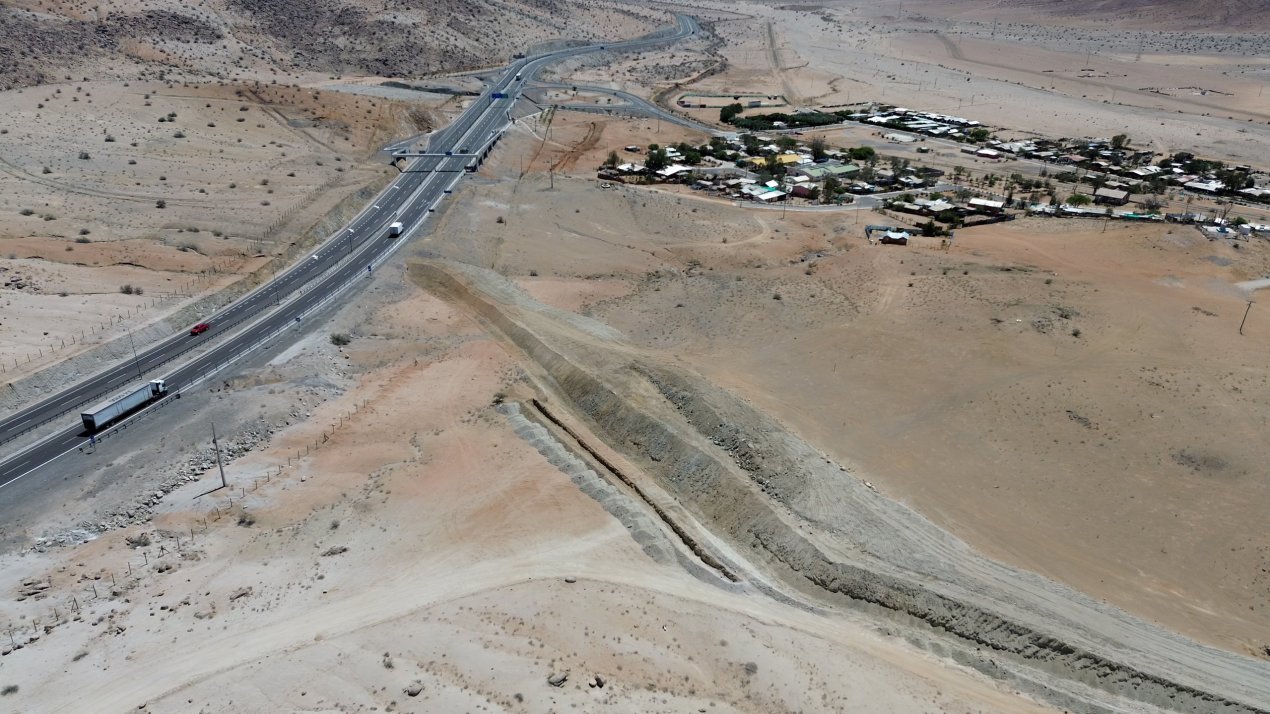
[[0, 155, 436, 448], [0, 14, 699, 488]]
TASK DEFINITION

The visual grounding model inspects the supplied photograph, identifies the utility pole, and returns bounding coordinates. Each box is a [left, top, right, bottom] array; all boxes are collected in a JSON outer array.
[[211, 422, 228, 489], [1240, 300, 1254, 336], [126, 329, 142, 379]]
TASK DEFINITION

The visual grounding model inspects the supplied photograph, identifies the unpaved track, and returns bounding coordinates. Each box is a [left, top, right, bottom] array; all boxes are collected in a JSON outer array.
[[410, 258, 1270, 714]]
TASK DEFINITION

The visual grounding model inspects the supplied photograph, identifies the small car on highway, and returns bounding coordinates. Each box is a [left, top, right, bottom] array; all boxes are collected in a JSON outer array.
[[189, 322, 211, 336]]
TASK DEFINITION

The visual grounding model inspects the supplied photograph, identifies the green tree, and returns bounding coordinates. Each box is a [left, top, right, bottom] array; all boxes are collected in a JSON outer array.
[[1111, 134, 1130, 149], [823, 176, 841, 196], [1068, 193, 1092, 206], [847, 146, 875, 162], [645, 148, 669, 171], [809, 136, 827, 162], [603, 150, 619, 168], [777, 136, 798, 151], [720, 103, 744, 123], [966, 127, 990, 142]]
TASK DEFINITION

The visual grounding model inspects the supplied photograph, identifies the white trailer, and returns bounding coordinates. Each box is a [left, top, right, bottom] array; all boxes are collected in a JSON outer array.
[[81, 380, 167, 431]]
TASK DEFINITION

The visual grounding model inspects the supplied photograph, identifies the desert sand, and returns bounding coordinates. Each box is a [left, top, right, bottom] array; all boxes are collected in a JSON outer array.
[[3, 1, 1270, 711], [0, 274, 1056, 714]]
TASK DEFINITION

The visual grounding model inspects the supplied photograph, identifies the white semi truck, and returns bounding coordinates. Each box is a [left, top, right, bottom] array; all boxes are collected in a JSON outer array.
[[388, 222, 403, 237], [81, 379, 167, 431]]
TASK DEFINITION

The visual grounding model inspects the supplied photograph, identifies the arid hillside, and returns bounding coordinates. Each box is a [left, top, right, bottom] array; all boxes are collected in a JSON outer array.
[[897, 0, 1270, 31], [0, 0, 668, 89]]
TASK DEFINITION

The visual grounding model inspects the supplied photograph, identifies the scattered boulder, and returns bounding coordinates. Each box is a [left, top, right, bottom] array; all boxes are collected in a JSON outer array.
[[16, 579, 51, 600], [320, 546, 348, 557], [547, 671, 568, 687], [228, 587, 252, 602], [403, 681, 423, 697]]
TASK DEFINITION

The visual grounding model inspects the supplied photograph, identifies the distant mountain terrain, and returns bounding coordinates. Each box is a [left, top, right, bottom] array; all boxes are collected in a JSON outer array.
[[0, 0, 666, 89], [903, 0, 1270, 31]]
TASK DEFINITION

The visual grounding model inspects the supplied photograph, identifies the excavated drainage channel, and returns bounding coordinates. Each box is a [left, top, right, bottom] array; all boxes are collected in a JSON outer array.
[[411, 259, 1270, 714]]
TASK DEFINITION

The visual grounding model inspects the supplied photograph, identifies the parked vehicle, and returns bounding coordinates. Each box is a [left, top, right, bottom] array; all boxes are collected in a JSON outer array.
[[81, 380, 167, 431]]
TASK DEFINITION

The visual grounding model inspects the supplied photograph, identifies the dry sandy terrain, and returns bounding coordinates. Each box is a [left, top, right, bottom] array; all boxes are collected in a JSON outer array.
[[4, 1, 1270, 711], [4, 103, 1266, 711], [0, 267, 1057, 714], [0, 78, 434, 378], [429, 119, 1270, 659], [564, 1, 1269, 171]]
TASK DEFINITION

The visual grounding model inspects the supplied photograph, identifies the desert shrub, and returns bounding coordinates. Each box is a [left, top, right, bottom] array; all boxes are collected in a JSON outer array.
[[156, 199, 166, 209], [329, 333, 351, 346], [78, 150, 90, 160], [120, 284, 134, 294]]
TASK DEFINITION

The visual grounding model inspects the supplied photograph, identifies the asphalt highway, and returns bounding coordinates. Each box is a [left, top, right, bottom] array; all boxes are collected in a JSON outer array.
[[0, 14, 699, 490]]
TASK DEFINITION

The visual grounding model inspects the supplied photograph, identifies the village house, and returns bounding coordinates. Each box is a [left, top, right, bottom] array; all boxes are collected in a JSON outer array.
[[1094, 187, 1130, 205], [794, 163, 860, 181], [967, 197, 1005, 214]]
